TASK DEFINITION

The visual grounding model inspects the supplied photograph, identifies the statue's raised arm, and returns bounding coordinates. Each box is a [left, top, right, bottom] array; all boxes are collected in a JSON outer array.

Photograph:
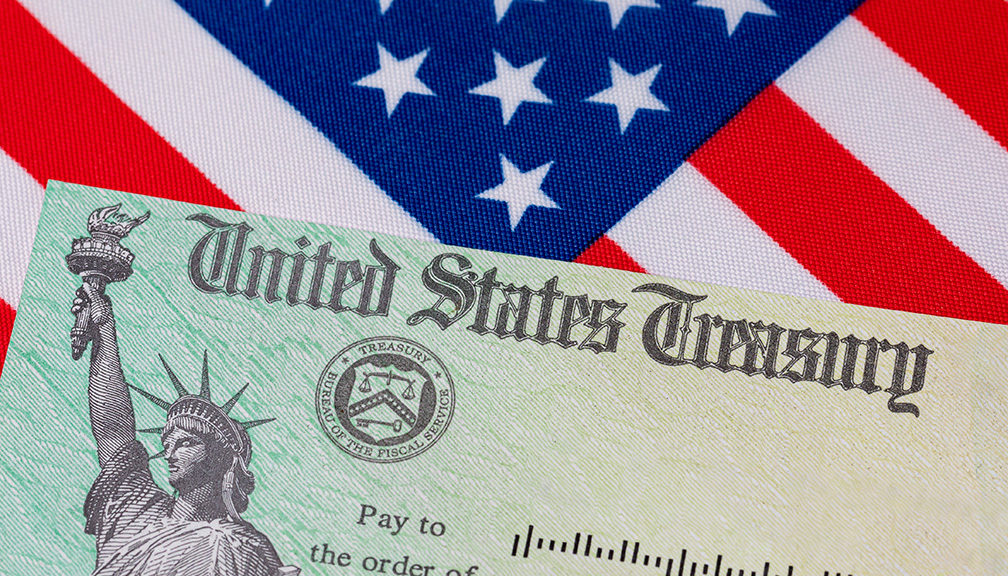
[[65, 204, 148, 468], [71, 284, 136, 467]]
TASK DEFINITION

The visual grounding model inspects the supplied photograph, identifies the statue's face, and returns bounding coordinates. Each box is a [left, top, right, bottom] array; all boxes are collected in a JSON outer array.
[[163, 427, 217, 493]]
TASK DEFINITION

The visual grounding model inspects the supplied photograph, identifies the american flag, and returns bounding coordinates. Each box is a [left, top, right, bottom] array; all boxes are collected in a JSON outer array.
[[1, 0, 1006, 375]]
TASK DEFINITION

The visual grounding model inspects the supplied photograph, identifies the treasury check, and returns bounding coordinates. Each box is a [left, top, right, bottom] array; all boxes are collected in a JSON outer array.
[[0, 181, 1005, 576]]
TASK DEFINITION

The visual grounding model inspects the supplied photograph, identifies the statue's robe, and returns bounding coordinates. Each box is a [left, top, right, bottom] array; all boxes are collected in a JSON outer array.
[[84, 441, 286, 576]]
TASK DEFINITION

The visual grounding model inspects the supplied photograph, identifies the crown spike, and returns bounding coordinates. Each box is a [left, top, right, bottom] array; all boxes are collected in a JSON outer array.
[[199, 350, 211, 400], [129, 384, 172, 411], [138, 427, 164, 435], [240, 418, 276, 430], [159, 354, 189, 398], [148, 449, 167, 460], [221, 383, 249, 415]]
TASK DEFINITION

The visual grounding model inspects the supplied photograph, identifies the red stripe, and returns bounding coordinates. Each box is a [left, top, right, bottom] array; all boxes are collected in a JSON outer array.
[[0, 0, 239, 209], [855, 0, 1008, 152], [575, 235, 647, 274], [690, 85, 1008, 324], [0, 299, 14, 378]]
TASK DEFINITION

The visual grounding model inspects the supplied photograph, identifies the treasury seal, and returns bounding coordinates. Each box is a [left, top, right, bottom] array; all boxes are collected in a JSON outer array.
[[316, 336, 455, 463]]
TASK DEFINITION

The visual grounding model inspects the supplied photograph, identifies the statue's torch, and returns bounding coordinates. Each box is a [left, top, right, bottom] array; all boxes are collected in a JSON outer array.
[[66, 204, 149, 360]]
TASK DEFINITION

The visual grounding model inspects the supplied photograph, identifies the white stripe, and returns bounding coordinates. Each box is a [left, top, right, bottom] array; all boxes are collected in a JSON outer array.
[[777, 17, 1008, 289], [0, 150, 44, 308], [608, 163, 838, 301], [20, 0, 435, 242]]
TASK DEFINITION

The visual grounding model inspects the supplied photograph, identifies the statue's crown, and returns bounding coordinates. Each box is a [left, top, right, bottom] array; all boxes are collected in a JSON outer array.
[[131, 351, 274, 461]]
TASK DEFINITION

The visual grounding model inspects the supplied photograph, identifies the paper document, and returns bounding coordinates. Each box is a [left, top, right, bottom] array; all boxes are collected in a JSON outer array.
[[1, 181, 1005, 575]]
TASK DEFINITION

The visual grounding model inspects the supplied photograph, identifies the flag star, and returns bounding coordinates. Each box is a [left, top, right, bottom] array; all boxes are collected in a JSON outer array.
[[494, 0, 544, 23], [378, 0, 394, 13], [590, 0, 661, 29], [587, 59, 668, 133], [478, 156, 559, 230], [354, 44, 435, 116], [694, 0, 778, 36], [470, 53, 552, 125]]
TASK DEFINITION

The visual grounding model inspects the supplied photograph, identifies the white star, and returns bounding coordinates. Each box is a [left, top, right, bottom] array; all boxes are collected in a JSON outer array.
[[694, 0, 777, 36], [470, 53, 552, 125], [590, 0, 661, 29], [586, 59, 668, 133], [378, 0, 394, 13], [494, 0, 545, 23], [478, 156, 559, 230], [354, 44, 435, 116]]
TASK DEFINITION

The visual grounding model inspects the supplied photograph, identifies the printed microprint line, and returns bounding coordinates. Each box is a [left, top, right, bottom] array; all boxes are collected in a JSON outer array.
[[509, 525, 855, 576]]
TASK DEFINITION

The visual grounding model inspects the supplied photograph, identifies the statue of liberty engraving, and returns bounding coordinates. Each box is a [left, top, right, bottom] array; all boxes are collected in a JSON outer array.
[[68, 205, 299, 575]]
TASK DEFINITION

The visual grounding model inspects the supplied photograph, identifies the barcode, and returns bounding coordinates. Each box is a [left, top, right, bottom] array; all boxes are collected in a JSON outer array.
[[509, 524, 854, 576]]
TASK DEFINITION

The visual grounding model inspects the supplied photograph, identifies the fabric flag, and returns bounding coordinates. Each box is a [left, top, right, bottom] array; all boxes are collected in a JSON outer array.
[[1, 0, 1006, 377]]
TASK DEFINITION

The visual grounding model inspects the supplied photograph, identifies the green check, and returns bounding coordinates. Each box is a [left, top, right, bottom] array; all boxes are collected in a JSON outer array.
[[1, 181, 1005, 575]]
